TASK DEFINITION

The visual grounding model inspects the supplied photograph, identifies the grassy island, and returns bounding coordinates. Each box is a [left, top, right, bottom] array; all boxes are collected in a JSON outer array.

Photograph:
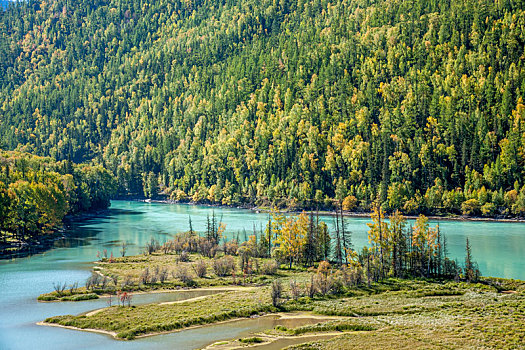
[[42, 260, 525, 348]]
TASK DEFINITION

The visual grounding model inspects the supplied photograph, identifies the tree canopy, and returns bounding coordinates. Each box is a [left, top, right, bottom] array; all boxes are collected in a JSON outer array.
[[0, 150, 116, 245], [1, 0, 525, 216]]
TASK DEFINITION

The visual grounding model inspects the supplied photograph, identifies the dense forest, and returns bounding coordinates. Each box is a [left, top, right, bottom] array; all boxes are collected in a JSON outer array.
[[0, 150, 116, 250], [1, 0, 525, 217]]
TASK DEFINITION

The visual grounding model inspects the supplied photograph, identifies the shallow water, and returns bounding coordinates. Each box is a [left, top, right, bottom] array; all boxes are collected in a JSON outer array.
[[1, 200, 524, 350]]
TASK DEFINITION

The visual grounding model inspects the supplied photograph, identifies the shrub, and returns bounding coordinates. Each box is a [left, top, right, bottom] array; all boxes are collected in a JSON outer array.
[[119, 291, 133, 307], [159, 268, 169, 283], [342, 195, 358, 211], [212, 255, 236, 277], [271, 280, 282, 307], [305, 274, 316, 298], [162, 241, 175, 254], [223, 240, 239, 255], [150, 270, 159, 284], [239, 255, 252, 275], [65, 293, 99, 301], [120, 241, 128, 257], [140, 268, 150, 285], [52, 282, 67, 296], [290, 280, 301, 300], [37, 294, 58, 301], [289, 322, 375, 335], [121, 275, 134, 289], [86, 272, 102, 290], [174, 265, 193, 284], [317, 261, 331, 275], [481, 202, 496, 216], [259, 260, 278, 275], [100, 276, 109, 290], [145, 238, 161, 255], [339, 264, 363, 287], [178, 251, 190, 262], [109, 274, 119, 287], [198, 239, 217, 258], [461, 198, 480, 216], [193, 260, 207, 278], [239, 337, 264, 344], [68, 282, 79, 295], [314, 273, 334, 296]]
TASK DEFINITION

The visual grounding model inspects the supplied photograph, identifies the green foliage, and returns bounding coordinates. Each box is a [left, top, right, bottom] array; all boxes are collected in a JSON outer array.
[[37, 293, 99, 302], [239, 337, 264, 344], [0, 150, 116, 246], [1, 0, 525, 217], [284, 322, 375, 335]]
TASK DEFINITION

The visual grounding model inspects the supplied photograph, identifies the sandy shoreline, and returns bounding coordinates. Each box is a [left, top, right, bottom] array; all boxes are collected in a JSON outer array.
[[36, 321, 118, 338]]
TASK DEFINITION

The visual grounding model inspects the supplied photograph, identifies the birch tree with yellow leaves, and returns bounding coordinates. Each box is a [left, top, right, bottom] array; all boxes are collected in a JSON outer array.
[[274, 213, 308, 269]]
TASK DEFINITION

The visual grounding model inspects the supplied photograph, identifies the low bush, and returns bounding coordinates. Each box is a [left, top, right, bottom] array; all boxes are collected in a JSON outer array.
[[37, 292, 99, 302], [62, 293, 99, 301], [260, 260, 278, 275], [271, 280, 282, 307], [213, 256, 236, 277], [287, 322, 375, 335], [37, 294, 58, 301], [174, 265, 193, 285], [239, 337, 264, 344], [193, 260, 207, 278]]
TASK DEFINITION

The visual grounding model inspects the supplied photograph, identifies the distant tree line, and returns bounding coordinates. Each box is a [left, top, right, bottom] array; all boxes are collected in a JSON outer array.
[[0, 150, 116, 247]]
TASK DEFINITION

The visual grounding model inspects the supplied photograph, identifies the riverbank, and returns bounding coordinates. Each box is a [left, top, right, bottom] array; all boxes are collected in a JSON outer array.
[[5, 200, 525, 350], [139, 198, 525, 223]]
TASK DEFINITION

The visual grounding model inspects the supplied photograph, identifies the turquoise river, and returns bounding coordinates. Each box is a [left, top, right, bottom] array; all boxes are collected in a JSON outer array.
[[1, 200, 524, 349]]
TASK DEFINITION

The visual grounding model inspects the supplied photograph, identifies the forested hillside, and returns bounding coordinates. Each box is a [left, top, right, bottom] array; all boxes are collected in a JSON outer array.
[[1, 0, 525, 216], [0, 151, 116, 250]]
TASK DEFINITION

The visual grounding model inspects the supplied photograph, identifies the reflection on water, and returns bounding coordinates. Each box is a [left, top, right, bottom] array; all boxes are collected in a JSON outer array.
[[1, 200, 525, 350]]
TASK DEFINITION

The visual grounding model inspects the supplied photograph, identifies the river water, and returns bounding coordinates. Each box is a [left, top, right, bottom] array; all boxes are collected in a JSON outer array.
[[1, 200, 524, 350]]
